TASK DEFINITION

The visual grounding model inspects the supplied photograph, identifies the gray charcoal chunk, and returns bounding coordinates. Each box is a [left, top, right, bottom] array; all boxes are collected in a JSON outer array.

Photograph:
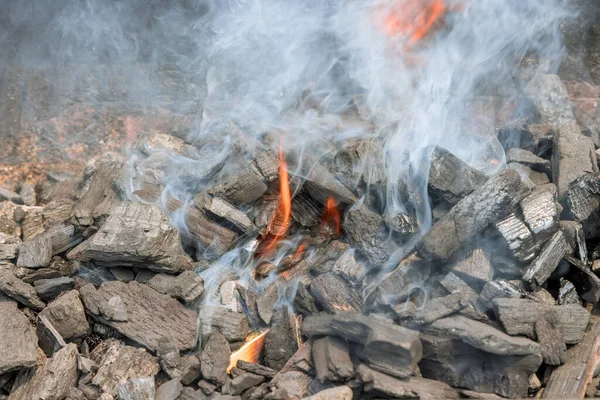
[[522, 231, 567, 287], [0, 302, 37, 374], [264, 306, 299, 371], [40, 290, 89, 341], [16, 236, 53, 268], [116, 377, 156, 400], [147, 271, 205, 304], [155, 379, 183, 400], [0, 268, 45, 311], [312, 336, 354, 383], [535, 316, 567, 366], [564, 174, 600, 239], [201, 331, 231, 387], [0, 187, 23, 204], [309, 272, 362, 314], [342, 203, 391, 267], [496, 213, 537, 262], [520, 189, 558, 244], [236, 361, 277, 378], [506, 148, 551, 174], [34, 276, 75, 301], [222, 373, 266, 396], [451, 248, 493, 285], [201, 305, 249, 343]]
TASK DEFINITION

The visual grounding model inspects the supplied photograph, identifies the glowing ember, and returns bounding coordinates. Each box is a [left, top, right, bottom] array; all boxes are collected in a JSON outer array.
[[322, 196, 342, 237], [376, 0, 447, 47], [228, 330, 269, 373], [263, 143, 292, 255]]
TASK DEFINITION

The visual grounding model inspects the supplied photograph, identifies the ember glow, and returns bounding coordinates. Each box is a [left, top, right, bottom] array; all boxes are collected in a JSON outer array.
[[323, 197, 342, 237], [228, 330, 269, 373], [377, 0, 447, 47]]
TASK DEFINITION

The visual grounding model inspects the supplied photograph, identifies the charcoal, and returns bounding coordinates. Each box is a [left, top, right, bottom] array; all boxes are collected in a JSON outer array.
[[72, 162, 122, 226], [479, 279, 524, 306], [0, 302, 37, 374], [332, 249, 366, 288], [291, 281, 318, 317], [357, 364, 458, 400], [309, 272, 362, 313], [20, 199, 74, 242], [16, 235, 52, 268], [520, 189, 558, 244], [493, 298, 589, 344], [308, 240, 350, 276], [419, 169, 526, 261], [450, 247, 493, 285], [559, 220, 588, 263], [110, 267, 134, 282], [419, 334, 542, 398], [522, 230, 567, 287], [526, 287, 557, 305], [209, 171, 267, 206], [331, 139, 385, 191], [34, 276, 75, 301], [497, 120, 535, 151], [252, 150, 279, 182], [432, 200, 452, 221], [68, 202, 194, 273], [0, 233, 20, 261], [0, 187, 23, 204], [37, 314, 67, 357], [116, 378, 156, 400], [302, 386, 353, 400], [270, 340, 316, 399], [147, 271, 204, 304], [428, 146, 487, 205], [0, 268, 45, 311], [564, 254, 600, 303], [301, 160, 357, 205], [256, 281, 280, 325], [383, 212, 418, 237], [201, 305, 249, 343], [312, 336, 354, 383], [236, 285, 261, 329], [155, 379, 183, 400], [291, 189, 322, 227], [9, 344, 78, 400], [222, 373, 266, 396], [506, 148, 551, 174], [80, 281, 198, 352], [235, 361, 276, 379], [90, 339, 160, 396], [403, 293, 470, 326], [508, 162, 549, 187], [264, 306, 299, 371], [200, 195, 255, 233], [438, 271, 478, 298], [44, 222, 81, 255], [564, 174, 600, 238], [535, 315, 567, 366], [201, 330, 231, 387], [342, 203, 391, 267], [39, 290, 89, 341], [558, 278, 582, 305], [543, 320, 600, 398]]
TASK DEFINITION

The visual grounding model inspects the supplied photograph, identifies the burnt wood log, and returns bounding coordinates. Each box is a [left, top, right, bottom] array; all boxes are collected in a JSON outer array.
[[309, 272, 362, 314], [428, 146, 487, 205], [543, 319, 600, 398], [493, 298, 589, 344], [419, 169, 526, 261], [522, 230, 567, 287], [342, 203, 391, 267], [312, 336, 354, 383]]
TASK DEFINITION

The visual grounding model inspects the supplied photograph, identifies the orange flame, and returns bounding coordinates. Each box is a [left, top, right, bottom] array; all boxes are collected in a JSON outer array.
[[322, 196, 341, 237], [377, 0, 447, 48], [263, 143, 292, 254], [228, 330, 269, 373]]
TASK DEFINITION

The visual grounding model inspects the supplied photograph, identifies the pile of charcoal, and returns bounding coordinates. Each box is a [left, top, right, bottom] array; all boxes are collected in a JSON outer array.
[[1, 71, 600, 400]]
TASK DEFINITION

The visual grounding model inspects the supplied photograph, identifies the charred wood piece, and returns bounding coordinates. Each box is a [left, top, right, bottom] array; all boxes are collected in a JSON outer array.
[[309, 272, 362, 314], [520, 189, 559, 245], [522, 230, 567, 287], [564, 173, 600, 239], [342, 203, 391, 267], [450, 247, 493, 285]]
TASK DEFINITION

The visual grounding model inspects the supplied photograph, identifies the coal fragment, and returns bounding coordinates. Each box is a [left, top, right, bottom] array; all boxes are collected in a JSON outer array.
[[40, 290, 89, 341], [535, 316, 567, 366], [37, 314, 67, 357], [342, 203, 391, 267], [16, 236, 53, 268], [522, 230, 567, 287], [309, 272, 362, 314], [332, 250, 366, 288], [0, 268, 45, 311], [201, 305, 249, 343], [155, 379, 183, 400], [312, 336, 354, 383], [147, 271, 205, 304], [201, 330, 231, 387], [34, 276, 75, 301], [0, 302, 37, 374], [506, 148, 551, 174], [264, 306, 299, 371], [201, 195, 256, 233], [564, 173, 600, 238], [520, 189, 558, 245], [450, 247, 493, 285]]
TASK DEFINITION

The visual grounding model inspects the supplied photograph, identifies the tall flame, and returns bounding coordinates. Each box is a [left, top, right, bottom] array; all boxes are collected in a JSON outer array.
[[228, 330, 269, 373], [323, 196, 341, 237], [377, 0, 447, 47], [263, 143, 292, 254]]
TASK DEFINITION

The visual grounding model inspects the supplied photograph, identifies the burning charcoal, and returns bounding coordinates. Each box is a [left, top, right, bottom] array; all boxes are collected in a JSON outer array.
[[357, 364, 458, 400], [309, 272, 362, 313], [9, 344, 79, 400], [155, 379, 183, 400], [291, 189, 322, 227], [564, 254, 600, 304], [0, 302, 37, 374], [0, 268, 45, 311], [419, 169, 526, 261], [0, 186, 23, 204], [403, 293, 470, 327], [342, 209, 391, 266], [522, 230, 567, 287], [332, 249, 366, 288], [543, 320, 600, 398], [290, 281, 318, 317], [34, 276, 75, 301], [497, 120, 535, 151], [312, 336, 354, 383], [256, 281, 280, 325], [80, 281, 198, 352], [493, 298, 589, 344], [479, 279, 525, 306], [301, 160, 357, 205], [201, 330, 232, 387], [331, 139, 386, 191], [16, 235, 53, 268], [419, 334, 542, 398], [558, 278, 582, 305], [209, 171, 267, 206], [366, 255, 430, 308], [535, 316, 567, 366], [303, 386, 353, 400], [147, 271, 205, 304], [264, 306, 299, 371], [507, 148, 551, 174], [90, 339, 160, 396], [450, 247, 493, 285], [201, 305, 249, 343], [520, 189, 559, 245], [200, 195, 256, 233], [68, 202, 193, 273], [237, 361, 277, 378], [564, 174, 600, 239], [37, 314, 67, 357], [39, 290, 89, 341], [116, 378, 156, 400], [236, 285, 261, 329], [309, 240, 350, 276], [222, 373, 266, 396], [428, 146, 488, 205]]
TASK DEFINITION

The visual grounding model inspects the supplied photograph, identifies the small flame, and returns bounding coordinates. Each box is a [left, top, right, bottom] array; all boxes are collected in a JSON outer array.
[[322, 196, 341, 237], [228, 330, 269, 373], [263, 143, 292, 254]]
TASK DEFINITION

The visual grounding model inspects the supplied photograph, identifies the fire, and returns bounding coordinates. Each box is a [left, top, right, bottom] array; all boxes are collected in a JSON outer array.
[[228, 330, 269, 373], [263, 143, 292, 254], [322, 196, 341, 237], [376, 0, 447, 48]]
